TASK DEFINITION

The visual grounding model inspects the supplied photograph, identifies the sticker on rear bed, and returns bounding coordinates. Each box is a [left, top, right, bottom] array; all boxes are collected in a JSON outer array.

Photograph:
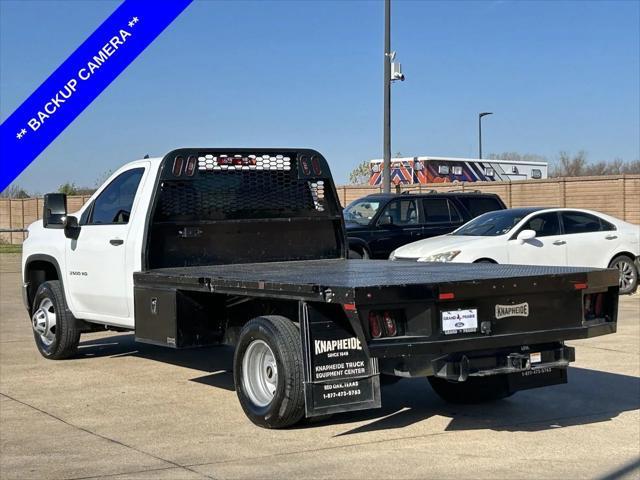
[[495, 302, 529, 319], [441, 309, 478, 335]]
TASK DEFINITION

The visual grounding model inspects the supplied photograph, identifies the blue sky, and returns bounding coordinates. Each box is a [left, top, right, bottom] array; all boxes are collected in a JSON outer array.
[[1, 0, 639, 193]]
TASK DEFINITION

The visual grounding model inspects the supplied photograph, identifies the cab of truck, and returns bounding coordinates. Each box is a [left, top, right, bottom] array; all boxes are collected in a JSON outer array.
[[22, 158, 161, 329]]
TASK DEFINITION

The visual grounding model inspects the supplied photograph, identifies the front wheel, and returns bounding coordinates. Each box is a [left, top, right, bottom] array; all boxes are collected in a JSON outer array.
[[428, 375, 514, 404], [609, 255, 638, 295], [233, 315, 305, 428], [31, 281, 81, 359]]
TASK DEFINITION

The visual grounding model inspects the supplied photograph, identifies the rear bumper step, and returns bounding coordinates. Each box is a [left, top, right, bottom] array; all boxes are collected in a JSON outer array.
[[431, 344, 575, 382]]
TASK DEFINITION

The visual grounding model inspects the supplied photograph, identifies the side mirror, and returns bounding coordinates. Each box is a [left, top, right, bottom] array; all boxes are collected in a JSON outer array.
[[516, 229, 536, 244], [378, 215, 394, 227], [43, 193, 67, 229], [64, 215, 81, 240]]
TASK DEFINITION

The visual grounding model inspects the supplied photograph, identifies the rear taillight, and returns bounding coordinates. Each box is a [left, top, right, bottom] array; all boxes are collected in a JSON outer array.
[[584, 292, 607, 320], [369, 310, 401, 338], [382, 311, 397, 336], [369, 312, 382, 338]]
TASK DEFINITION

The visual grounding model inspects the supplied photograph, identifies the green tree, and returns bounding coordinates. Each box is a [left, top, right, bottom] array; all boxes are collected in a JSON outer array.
[[58, 182, 79, 195], [349, 161, 371, 184]]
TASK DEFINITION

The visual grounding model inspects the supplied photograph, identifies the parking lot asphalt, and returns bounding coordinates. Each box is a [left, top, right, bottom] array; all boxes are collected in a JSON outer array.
[[1, 253, 639, 480]]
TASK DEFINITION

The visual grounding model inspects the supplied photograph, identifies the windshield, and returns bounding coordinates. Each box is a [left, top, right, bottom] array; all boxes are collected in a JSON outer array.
[[453, 210, 530, 236], [343, 199, 382, 225]]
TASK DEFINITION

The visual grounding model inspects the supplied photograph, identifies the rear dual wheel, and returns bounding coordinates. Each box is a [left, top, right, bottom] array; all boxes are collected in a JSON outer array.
[[233, 316, 305, 428]]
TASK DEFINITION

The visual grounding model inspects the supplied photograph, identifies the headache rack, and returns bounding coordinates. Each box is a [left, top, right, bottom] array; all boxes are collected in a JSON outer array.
[[142, 148, 347, 270]]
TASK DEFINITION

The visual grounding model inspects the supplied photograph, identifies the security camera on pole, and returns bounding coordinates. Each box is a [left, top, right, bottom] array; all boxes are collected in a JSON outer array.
[[382, 0, 405, 194]]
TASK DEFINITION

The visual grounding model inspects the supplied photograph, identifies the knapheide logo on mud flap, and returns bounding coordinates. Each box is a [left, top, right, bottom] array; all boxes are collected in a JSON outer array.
[[495, 302, 529, 319], [314, 338, 362, 355]]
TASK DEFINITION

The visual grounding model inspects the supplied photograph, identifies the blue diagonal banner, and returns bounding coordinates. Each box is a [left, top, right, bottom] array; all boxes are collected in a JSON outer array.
[[0, 0, 193, 192]]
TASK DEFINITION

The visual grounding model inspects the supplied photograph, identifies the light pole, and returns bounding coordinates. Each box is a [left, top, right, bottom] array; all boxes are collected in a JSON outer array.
[[382, 0, 391, 193], [382, 0, 405, 193], [478, 112, 493, 159]]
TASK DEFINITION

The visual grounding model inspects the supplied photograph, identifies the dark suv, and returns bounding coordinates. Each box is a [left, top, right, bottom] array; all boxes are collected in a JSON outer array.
[[344, 192, 506, 259]]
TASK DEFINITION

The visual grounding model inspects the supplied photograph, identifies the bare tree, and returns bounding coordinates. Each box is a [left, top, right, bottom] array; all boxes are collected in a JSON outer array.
[[551, 151, 588, 177], [488, 151, 639, 177], [620, 159, 640, 174], [94, 169, 113, 187], [487, 152, 548, 163], [0, 184, 30, 198]]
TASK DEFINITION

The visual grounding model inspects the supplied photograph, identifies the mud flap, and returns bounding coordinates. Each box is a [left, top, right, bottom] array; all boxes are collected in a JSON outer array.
[[300, 302, 381, 417]]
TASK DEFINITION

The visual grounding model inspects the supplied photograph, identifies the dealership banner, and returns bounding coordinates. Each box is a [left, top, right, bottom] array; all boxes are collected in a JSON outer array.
[[0, 0, 193, 193]]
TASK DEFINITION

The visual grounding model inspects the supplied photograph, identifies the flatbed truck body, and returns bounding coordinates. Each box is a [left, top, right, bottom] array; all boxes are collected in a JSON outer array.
[[22, 148, 619, 428]]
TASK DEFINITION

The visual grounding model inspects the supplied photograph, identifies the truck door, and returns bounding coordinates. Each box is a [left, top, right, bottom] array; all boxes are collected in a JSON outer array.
[[65, 167, 145, 323]]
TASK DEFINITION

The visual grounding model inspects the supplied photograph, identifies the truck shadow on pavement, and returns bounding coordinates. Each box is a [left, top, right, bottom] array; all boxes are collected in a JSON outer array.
[[332, 367, 640, 435], [78, 333, 639, 434]]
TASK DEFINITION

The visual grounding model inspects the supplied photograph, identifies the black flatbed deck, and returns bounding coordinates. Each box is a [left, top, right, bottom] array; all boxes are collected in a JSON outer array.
[[134, 259, 607, 302]]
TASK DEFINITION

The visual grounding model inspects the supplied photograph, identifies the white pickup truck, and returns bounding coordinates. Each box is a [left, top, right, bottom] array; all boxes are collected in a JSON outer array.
[[22, 148, 619, 428]]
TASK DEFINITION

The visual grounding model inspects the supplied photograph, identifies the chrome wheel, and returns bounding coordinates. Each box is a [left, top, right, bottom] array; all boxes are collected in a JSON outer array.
[[32, 298, 56, 346], [613, 258, 637, 293], [242, 339, 278, 407]]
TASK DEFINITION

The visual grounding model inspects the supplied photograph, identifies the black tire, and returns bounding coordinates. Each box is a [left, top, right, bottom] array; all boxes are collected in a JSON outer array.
[[608, 255, 638, 295], [474, 259, 496, 264], [428, 375, 514, 404], [31, 280, 81, 360], [348, 249, 363, 259], [233, 315, 305, 428]]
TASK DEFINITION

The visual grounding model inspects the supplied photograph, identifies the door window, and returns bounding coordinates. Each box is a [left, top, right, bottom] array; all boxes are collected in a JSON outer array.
[[378, 199, 418, 225], [422, 198, 461, 224], [518, 212, 561, 237], [88, 168, 144, 225], [600, 218, 616, 231], [561, 211, 603, 235], [457, 196, 504, 218]]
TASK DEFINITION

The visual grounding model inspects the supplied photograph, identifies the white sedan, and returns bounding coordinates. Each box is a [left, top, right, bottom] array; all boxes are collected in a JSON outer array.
[[390, 207, 640, 294]]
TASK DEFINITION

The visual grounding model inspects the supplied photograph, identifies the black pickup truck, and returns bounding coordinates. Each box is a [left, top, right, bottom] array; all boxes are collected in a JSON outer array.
[[26, 148, 618, 429], [344, 192, 506, 259]]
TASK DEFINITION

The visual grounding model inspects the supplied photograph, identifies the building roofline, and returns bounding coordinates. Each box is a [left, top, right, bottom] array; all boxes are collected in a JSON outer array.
[[369, 156, 548, 166]]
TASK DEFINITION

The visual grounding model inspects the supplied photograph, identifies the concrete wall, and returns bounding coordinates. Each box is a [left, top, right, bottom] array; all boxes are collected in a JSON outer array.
[[0, 195, 91, 244], [337, 174, 640, 224], [2, 175, 638, 244]]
